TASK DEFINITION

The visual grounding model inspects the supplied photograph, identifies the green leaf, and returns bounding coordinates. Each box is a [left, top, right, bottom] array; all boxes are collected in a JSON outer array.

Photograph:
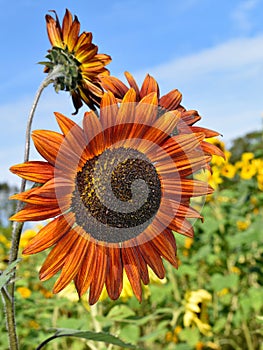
[[210, 273, 239, 292], [36, 329, 140, 350], [179, 328, 200, 347], [0, 259, 21, 290], [173, 343, 193, 350], [201, 216, 220, 234], [214, 317, 227, 333], [248, 287, 263, 312], [119, 324, 140, 344], [107, 304, 135, 320], [176, 264, 197, 277]]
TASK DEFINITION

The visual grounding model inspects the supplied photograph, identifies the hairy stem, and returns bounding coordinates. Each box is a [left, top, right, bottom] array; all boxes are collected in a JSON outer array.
[[3, 65, 64, 350]]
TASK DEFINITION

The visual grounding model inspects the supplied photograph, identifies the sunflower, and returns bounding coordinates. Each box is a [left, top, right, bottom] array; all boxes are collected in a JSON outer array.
[[43, 9, 111, 113], [100, 71, 224, 158], [10, 89, 214, 304]]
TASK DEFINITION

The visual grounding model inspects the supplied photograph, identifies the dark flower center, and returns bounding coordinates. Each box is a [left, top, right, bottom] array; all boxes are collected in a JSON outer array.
[[71, 147, 162, 243]]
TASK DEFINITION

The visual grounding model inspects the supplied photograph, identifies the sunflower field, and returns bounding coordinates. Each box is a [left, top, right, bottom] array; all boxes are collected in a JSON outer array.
[[1, 132, 262, 350]]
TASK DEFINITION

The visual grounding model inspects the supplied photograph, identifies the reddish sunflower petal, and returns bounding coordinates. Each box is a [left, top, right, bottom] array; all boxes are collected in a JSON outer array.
[[74, 239, 95, 297], [82, 56, 111, 71], [140, 111, 181, 153], [89, 244, 107, 305], [201, 141, 226, 158], [116, 88, 137, 125], [140, 74, 159, 99], [83, 111, 105, 156], [151, 229, 178, 268], [164, 198, 203, 219], [168, 217, 194, 238], [39, 229, 79, 281], [124, 71, 140, 98], [61, 9, 73, 44], [157, 153, 211, 177], [66, 15, 80, 52], [23, 212, 75, 254], [74, 32, 93, 51], [32, 130, 64, 166], [10, 203, 61, 222], [9, 161, 54, 183], [54, 112, 90, 167], [122, 247, 142, 302], [190, 126, 221, 138], [10, 178, 72, 211], [77, 44, 98, 63], [180, 110, 201, 126], [164, 179, 213, 197], [135, 92, 158, 126], [53, 235, 89, 293], [105, 247, 123, 300], [100, 91, 118, 129], [45, 12, 62, 47], [155, 133, 205, 162], [159, 89, 182, 111], [126, 238, 150, 285], [138, 241, 165, 279], [100, 76, 128, 99]]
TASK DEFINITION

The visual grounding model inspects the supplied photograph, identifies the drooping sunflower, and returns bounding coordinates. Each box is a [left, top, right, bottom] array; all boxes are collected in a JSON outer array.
[[43, 9, 111, 113], [100, 72, 224, 158], [10, 89, 214, 304]]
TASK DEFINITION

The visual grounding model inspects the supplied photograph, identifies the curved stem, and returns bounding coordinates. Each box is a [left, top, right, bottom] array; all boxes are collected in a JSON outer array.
[[3, 65, 64, 350]]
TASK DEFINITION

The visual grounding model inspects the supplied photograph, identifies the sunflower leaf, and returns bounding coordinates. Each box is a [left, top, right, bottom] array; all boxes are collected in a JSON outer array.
[[36, 328, 142, 350], [0, 259, 21, 289]]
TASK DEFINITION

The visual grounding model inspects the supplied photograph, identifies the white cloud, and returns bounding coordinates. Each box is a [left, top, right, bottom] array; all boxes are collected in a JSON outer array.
[[142, 34, 263, 84], [231, 0, 260, 32], [131, 34, 263, 144]]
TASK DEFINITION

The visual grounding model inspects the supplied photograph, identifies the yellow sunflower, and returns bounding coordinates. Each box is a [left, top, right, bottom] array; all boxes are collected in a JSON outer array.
[[100, 71, 224, 159], [10, 89, 214, 305], [43, 9, 111, 113]]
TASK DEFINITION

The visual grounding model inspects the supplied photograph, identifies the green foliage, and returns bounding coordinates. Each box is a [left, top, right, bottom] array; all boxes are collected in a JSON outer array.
[[229, 130, 263, 162]]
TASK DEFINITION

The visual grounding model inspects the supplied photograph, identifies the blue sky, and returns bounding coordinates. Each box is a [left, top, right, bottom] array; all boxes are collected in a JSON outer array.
[[1, 0, 263, 186]]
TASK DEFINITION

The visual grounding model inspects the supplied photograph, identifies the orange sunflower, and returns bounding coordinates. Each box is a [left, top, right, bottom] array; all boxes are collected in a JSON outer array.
[[10, 89, 214, 304], [43, 9, 111, 113], [100, 72, 224, 159]]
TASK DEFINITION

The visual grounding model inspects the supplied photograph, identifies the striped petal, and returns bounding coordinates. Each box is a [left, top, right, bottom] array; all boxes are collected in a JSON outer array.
[[39, 229, 79, 281], [32, 130, 64, 166], [159, 89, 182, 111], [122, 247, 142, 302], [105, 247, 123, 300], [22, 213, 74, 254], [124, 71, 140, 98], [89, 244, 107, 305], [45, 13, 62, 47], [53, 234, 89, 293], [140, 74, 159, 99], [83, 111, 105, 156], [9, 161, 54, 183], [151, 229, 178, 268], [100, 75, 128, 99], [139, 242, 165, 279]]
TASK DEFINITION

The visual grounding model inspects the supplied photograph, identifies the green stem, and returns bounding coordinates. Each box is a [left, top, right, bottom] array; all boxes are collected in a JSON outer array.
[[2, 65, 64, 350], [167, 264, 180, 302], [89, 305, 104, 350], [242, 320, 254, 350]]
